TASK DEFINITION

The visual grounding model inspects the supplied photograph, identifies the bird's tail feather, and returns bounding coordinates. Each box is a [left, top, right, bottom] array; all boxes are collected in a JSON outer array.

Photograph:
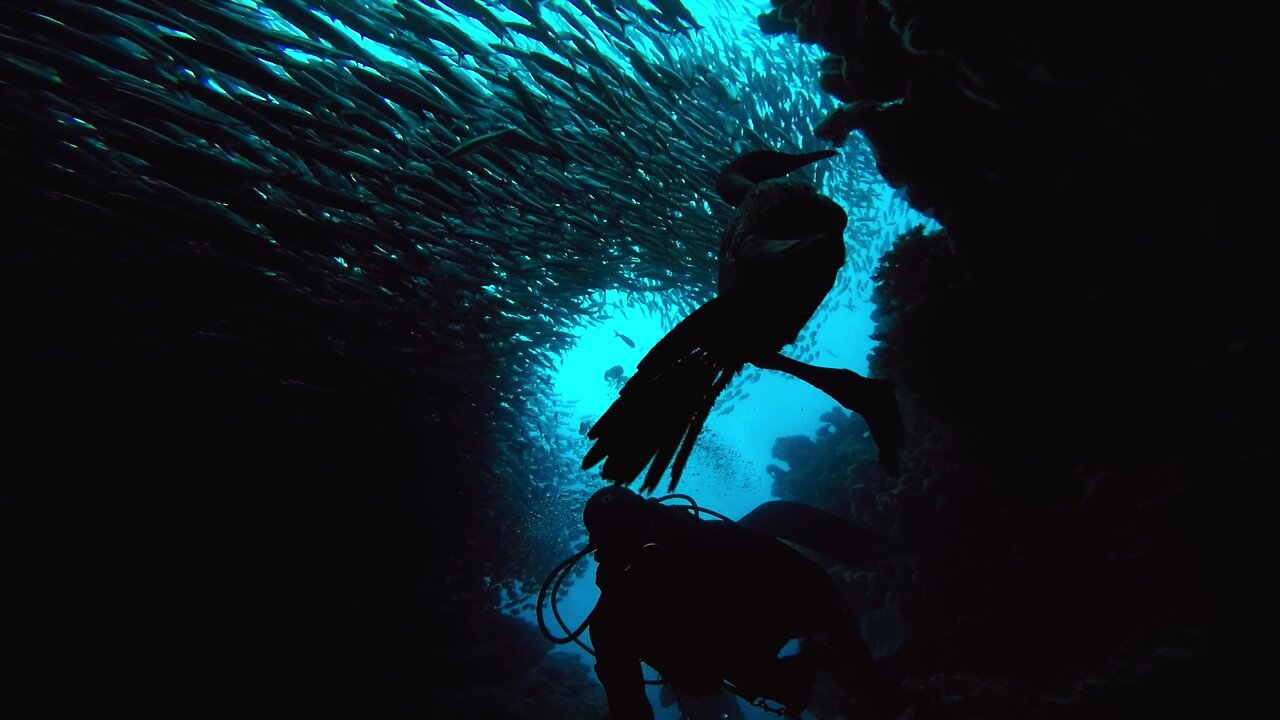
[[666, 363, 734, 490], [583, 297, 742, 492]]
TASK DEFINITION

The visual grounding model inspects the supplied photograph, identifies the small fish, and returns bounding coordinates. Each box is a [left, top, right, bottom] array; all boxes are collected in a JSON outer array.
[[446, 127, 519, 160], [613, 330, 635, 348]]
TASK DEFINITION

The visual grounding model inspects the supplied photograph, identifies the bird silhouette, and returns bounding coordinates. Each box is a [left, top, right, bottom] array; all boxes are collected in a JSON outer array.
[[584, 149, 903, 492]]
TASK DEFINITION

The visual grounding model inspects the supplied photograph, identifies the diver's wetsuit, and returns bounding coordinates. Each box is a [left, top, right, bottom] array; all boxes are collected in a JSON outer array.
[[590, 502, 857, 720]]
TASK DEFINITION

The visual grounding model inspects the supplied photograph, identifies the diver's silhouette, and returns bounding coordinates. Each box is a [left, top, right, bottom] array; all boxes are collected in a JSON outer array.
[[584, 486, 901, 720], [583, 150, 903, 492]]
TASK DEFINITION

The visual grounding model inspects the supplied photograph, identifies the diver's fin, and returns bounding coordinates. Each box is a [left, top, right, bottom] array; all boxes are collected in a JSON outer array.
[[737, 500, 876, 565], [859, 602, 905, 660]]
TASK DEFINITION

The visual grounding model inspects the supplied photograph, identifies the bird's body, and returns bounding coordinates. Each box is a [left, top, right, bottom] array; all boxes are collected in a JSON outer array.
[[717, 176, 847, 353], [584, 150, 855, 492]]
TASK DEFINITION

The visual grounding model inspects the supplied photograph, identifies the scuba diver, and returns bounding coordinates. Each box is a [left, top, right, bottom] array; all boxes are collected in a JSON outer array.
[[583, 149, 904, 493], [581, 486, 903, 720]]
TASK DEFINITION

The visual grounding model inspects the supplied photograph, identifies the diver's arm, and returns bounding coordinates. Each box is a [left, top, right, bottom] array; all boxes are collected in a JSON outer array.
[[592, 598, 653, 720]]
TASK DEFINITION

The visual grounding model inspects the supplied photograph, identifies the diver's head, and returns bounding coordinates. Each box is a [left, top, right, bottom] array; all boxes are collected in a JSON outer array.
[[583, 485, 653, 550]]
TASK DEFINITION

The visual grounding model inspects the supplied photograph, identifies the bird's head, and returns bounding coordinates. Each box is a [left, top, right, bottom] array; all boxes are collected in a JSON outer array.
[[715, 149, 838, 207]]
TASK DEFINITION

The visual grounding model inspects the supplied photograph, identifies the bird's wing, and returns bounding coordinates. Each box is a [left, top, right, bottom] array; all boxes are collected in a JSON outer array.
[[583, 296, 742, 492]]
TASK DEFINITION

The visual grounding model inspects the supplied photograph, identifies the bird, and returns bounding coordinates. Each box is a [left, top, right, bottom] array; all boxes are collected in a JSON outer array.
[[583, 149, 902, 493]]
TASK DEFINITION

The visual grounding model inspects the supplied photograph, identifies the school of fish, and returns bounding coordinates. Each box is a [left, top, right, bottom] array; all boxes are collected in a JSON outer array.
[[0, 0, 923, 524]]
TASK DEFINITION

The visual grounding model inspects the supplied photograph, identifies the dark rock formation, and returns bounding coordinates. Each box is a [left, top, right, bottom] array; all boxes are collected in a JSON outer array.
[[762, 1, 1276, 717]]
